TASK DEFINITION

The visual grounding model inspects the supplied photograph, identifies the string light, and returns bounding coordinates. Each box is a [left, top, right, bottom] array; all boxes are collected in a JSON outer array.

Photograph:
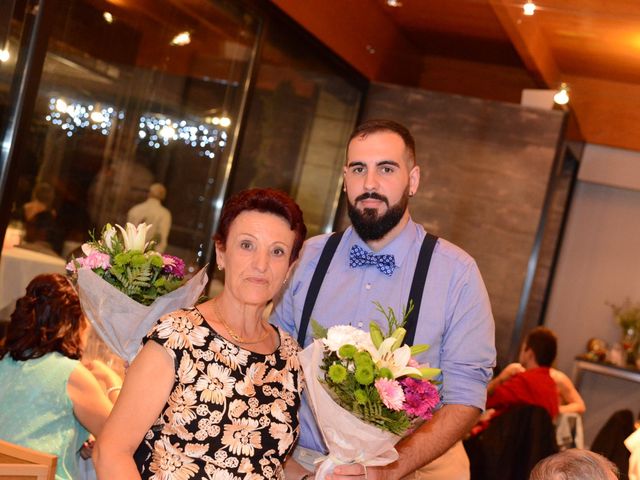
[[523, 1, 536, 16], [138, 113, 230, 157], [45, 97, 123, 137]]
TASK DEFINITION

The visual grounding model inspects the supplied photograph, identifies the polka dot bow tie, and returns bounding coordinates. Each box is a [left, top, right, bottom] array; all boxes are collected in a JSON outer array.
[[349, 244, 396, 276]]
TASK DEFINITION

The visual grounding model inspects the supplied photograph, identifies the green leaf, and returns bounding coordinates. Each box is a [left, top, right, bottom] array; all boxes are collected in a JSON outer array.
[[311, 319, 328, 339]]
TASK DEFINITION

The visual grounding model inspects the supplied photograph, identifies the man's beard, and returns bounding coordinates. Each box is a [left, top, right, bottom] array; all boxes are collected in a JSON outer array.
[[347, 187, 409, 241]]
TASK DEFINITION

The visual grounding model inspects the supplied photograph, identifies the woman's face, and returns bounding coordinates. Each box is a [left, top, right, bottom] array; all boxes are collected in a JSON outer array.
[[216, 210, 295, 306]]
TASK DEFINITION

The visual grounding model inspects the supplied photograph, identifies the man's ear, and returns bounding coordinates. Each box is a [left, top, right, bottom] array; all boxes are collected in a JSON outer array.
[[409, 165, 420, 197]]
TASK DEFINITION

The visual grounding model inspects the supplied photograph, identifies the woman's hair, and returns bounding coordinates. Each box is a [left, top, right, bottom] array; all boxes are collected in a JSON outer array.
[[529, 449, 619, 480], [214, 188, 307, 264], [0, 274, 86, 361]]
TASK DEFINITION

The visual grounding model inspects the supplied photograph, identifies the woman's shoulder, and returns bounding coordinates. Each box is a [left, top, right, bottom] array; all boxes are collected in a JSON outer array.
[[146, 307, 210, 351]]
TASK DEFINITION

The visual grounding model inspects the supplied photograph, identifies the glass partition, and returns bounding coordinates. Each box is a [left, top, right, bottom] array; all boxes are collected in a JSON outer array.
[[5, 0, 260, 272], [230, 18, 363, 236]]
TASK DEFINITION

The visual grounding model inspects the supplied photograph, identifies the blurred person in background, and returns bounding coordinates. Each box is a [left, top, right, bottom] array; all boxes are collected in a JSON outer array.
[[0, 273, 121, 480], [529, 449, 619, 480], [21, 182, 56, 223], [127, 183, 172, 252]]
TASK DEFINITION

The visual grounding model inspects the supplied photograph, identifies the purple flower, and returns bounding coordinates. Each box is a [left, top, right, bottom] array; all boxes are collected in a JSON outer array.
[[162, 254, 185, 278], [400, 377, 440, 420]]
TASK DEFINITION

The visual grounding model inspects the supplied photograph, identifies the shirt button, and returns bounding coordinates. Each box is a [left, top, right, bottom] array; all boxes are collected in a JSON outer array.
[[365, 283, 372, 290]]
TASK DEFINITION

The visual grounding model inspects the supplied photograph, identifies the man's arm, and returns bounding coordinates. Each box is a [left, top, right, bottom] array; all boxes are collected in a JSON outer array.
[[331, 405, 480, 480]]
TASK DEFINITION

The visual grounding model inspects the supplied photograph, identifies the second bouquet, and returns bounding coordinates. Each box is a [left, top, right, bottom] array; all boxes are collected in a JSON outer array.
[[299, 302, 441, 478], [67, 222, 208, 363]]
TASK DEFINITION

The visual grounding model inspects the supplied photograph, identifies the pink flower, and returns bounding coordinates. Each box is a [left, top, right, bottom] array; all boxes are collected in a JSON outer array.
[[400, 377, 440, 420], [408, 358, 420, 368], [66, 260, 78, 273], [162, 254, 185, 278], [81, 252, 111, 270], [375, 378, 405, 411]]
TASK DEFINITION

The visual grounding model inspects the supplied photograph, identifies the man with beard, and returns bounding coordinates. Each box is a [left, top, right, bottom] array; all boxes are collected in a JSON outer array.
[[273, 119, 495, 480]]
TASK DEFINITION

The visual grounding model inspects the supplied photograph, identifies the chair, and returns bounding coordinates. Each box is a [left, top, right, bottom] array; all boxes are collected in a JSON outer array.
[[0, 439, 56, 480], [464, 405, 559, 480], [591, 409, 635, 480]]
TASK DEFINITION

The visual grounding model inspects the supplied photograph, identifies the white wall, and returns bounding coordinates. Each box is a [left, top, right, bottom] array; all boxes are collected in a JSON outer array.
[[545, 143, 640, 446]]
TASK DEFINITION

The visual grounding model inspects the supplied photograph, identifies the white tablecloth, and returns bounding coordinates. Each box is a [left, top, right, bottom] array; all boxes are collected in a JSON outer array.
[[0, 247, 67, 314]]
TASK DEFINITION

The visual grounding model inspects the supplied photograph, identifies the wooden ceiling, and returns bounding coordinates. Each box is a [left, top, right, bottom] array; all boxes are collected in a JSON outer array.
[[272, 0, 640, 152]]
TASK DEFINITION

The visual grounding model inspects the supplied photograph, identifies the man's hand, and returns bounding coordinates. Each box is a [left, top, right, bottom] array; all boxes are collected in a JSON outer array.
[[328, 464, 381, 480]]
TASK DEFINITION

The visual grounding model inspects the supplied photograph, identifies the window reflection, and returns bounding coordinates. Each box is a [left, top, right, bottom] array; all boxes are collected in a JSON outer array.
[[8, 0, 259, 271]]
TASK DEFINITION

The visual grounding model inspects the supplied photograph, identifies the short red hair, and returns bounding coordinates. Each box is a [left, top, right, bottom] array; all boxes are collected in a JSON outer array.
[[214, 188, 306, 264]]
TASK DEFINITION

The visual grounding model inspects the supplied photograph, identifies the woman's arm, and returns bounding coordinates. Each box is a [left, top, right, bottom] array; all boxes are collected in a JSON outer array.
[[551, 368, 586, 414], [67, 363, 115, 437], [93, 341, 175, 479]]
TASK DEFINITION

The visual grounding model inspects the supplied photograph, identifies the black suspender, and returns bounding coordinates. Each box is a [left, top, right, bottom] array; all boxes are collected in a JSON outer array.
[[297, 231, 344, 346], [404, 232, 438, 345], [297, 231, 439, 347]]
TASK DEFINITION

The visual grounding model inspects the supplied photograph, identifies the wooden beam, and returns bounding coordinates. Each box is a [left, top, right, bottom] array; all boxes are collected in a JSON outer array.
[[488, 0, 560, 88]]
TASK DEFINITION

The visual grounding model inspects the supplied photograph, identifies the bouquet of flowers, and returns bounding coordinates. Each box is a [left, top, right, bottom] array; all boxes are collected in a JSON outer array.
[[299, 302, 441, 478], [67, 223, 208, 362]]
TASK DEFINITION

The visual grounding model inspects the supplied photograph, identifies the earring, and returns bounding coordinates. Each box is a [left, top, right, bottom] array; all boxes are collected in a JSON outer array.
[[217, 264, 224, 271]]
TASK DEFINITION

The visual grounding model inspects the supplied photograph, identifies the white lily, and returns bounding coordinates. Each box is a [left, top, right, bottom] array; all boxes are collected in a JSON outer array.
[[81, 242, 99, 256], [116, 222, 152, 252], [102, 224, 117, 251], [366, 337, 422, 379]]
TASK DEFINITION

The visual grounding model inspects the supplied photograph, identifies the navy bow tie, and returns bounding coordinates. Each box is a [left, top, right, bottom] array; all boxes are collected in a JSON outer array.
[[349, 244, 396, 276]]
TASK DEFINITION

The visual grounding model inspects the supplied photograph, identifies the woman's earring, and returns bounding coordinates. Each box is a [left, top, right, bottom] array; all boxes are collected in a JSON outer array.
[[217, 264, 224, 271]]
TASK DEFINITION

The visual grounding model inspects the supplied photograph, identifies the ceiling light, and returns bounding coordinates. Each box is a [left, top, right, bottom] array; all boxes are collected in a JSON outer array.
[[170, 31, 191, 47], [0, 48, 9, 62], [553, 83, 570, 105], [103, 12, 113, 24], [387, 0, 402, 6], [523, 1, 536, 16]]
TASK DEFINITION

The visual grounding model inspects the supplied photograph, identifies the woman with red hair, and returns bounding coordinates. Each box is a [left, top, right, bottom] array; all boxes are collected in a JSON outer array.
[[0, 273, 121, 480]]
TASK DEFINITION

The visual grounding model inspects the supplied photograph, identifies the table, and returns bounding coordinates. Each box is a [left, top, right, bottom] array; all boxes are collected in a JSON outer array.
[[572, 356, 640, 390], [0, 247, 67, 315]]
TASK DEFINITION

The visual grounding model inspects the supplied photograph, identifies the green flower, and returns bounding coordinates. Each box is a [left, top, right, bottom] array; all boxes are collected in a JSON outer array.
[[353, 351, 373, 368], [328, 364, 348, 384], [338, 344, 357, 359], [355, 364, 374, 385], [354, 388, 369, 405], [130, 253, 147, 267], [378, 367, 394, 379]]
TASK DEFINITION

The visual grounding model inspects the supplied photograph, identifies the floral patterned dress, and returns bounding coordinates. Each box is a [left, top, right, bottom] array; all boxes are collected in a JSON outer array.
[[134, 308, 303, 480]]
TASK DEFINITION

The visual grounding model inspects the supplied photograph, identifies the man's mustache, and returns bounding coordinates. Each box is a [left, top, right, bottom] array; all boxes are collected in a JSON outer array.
[[355, 192, 389, 206]]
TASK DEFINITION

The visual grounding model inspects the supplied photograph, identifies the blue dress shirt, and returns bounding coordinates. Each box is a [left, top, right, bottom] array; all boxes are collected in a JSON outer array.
[[271, 218, 496, 453]]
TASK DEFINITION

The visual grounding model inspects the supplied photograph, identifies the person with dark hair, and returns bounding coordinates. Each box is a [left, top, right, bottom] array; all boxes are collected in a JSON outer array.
[[94, 188, 307, 479], [22, 182, 56, 222], [19, 210, 64, 257], [0, 273, 121, 480], [529, 449, 619, 480], [485, 327, 561, 424], [272, 119, 496, 480]]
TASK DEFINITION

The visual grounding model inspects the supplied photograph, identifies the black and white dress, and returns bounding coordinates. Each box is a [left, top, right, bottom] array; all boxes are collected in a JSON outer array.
[[135, 308, 303, 480]]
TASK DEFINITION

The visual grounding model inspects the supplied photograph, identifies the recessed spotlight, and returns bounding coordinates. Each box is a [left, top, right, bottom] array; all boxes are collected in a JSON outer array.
[[103, 11, 113, 24], [0, 48, 9, 63], [553, 83, 570, 105], [170, 31, 191, 46], [523, 1, 536, 16], [387, 0, 402, 6]]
